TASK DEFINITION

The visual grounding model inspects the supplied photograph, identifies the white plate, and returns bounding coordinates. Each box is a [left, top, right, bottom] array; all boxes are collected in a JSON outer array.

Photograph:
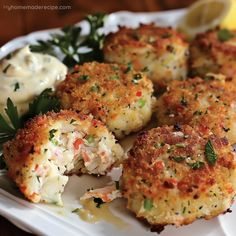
[[0, 9, 234, 236]]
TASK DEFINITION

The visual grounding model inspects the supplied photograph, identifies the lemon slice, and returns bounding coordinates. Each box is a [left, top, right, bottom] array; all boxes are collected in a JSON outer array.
[[178, 0, 233, 38]]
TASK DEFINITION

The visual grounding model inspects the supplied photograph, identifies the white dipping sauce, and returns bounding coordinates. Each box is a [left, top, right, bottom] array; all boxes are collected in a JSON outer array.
[[0, 45, 67, 115]]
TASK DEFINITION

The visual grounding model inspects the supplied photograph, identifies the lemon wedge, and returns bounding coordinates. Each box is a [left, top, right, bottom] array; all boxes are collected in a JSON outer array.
[[220, 0, 236, 29], [178, 0, 235, 38]]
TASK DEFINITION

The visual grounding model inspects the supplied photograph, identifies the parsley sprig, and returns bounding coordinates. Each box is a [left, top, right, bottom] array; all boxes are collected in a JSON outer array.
[[30, 13, 107, 68], [0, 89, 60, 151]]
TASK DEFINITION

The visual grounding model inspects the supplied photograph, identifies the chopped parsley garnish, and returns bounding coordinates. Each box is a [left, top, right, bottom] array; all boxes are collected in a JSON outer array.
[[49, 129, 57, 141], [143, 198, 153, 211], [90, 84, 100, 92], [109, 74, 119, 80], [205, 140, 217, 165], [180, 96, 188, 106], [70, 119, 76, 124], [125, 62, 132, 73], [14, 82, 20, 92], [204, 75, 215, 81], [77, 75, 89, 81], [86, 134, 94, 143], [132, 73, 142, 84], [138, 98, 146, 108], [217, 29, 234, 42], [154, 142, 165, 148], [187, 161, 205, 170], [193, 110, 203, 116], [72, 208, 81, 213], [141, 66, 149, 72], [36, 176, 40, 183], [3, 64, 11, 73], [44, 148, 48, 153], [171, 156, 185, 163], [111, 65, 119, 71], [93, 197, 104, 208]]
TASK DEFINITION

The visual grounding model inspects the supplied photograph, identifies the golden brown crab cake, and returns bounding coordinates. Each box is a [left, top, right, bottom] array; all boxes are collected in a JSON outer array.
[[121, 125, 236, 229], [56, 62, 155, 139], [3, 110, 124, 205], [156, 76, 236, 144], [103, 24, 189, 89], [190, 29, 236, 82]]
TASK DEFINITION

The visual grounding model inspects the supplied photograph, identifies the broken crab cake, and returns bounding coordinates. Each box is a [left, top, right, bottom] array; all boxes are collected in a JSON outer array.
[[121, 125, 236, 228], [3, 110, 124, 205], [103, 24, 189, 88], [156, 76, 236, 144], [189, 29, 236, 82], [56, 62, 156, 139]]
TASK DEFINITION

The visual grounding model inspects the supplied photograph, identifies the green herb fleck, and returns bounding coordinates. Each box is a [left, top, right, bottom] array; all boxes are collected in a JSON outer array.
[[70, 119, 76, 124], [144, 198, 153, 211], [90, 84, 100, 92], [175, 143, 186, 148], [182, 206, 186, 214], [204, 75, 215, 81], [154, 143, 165, 148], [109, 74, 119, 80], [217, 29, 234, 42], [44, 149, 48, 153], [172, 156, 185, 163], [72, 208, 81, 213], [205, 140, 217, 165], [13, 82, 20, 92], [36, 176, 40, 183], [138, 98, 146, 108], [187, 161, 205, 170], [49, 129, 57, 141], [93, 197, 104, 208], [86, 134, 94, 143], [141, 66, 149, 72], [3, 64, 11, 73], [111, 65, 119, 71], [193, 110, 202, 115], [78, 75, 89, 81], [125, 62, 132, 73], [180, 96, 188, 106]]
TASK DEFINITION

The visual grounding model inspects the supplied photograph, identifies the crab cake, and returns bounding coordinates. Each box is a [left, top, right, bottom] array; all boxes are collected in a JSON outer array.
[[121, 125, 236, 228], [190, 29, 236, 81], [56, 62, 155, 139], [156, 76, 236, 144], [3, 110, 123, 205], [103, 24, 189, 88]]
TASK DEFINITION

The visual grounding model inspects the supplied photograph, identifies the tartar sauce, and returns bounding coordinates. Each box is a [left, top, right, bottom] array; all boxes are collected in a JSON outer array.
[[0, 45, 67, 115]]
